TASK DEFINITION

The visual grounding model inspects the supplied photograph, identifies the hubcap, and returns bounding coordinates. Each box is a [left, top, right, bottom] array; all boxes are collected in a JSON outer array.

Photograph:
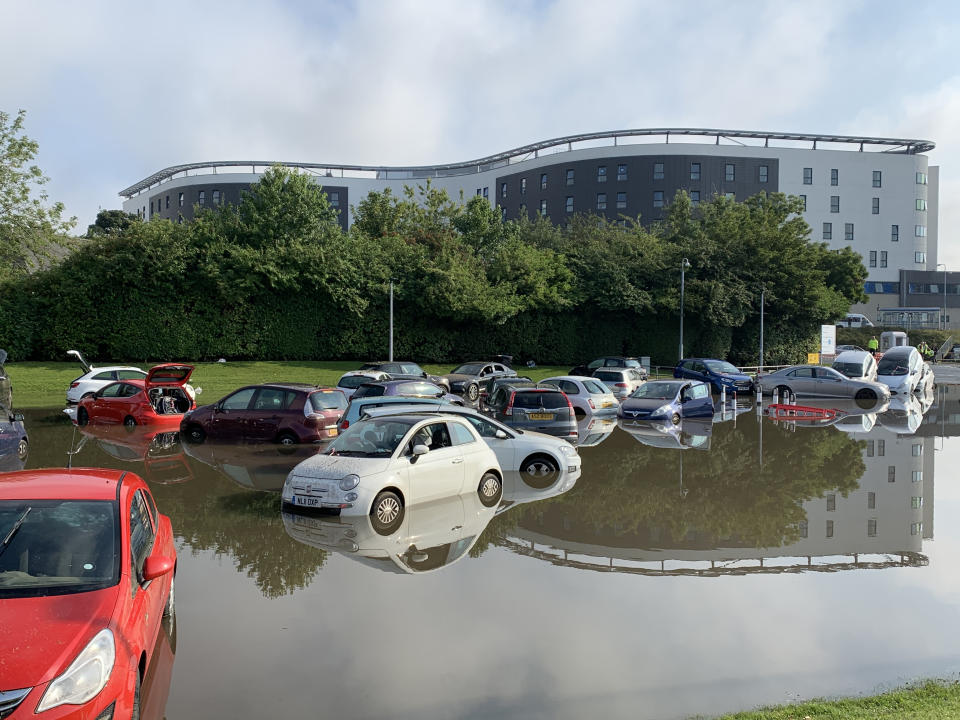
[[481, 476, 500, 497], [376, 498, 400, 524], [525, 462, 553, 477], [280, 436, 294, 445]]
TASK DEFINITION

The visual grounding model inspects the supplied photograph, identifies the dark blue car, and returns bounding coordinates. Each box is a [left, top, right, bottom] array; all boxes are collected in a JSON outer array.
[[674, 358, 754, 395], [618, 380, 714, 424]]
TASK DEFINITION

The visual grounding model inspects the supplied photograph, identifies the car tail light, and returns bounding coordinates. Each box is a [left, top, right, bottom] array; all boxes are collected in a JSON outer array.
[[615, 383, 628, 388], [587, 398, 595, 409], [70, 382, 79, 388], [340, 420, 349, 430], [564, 393, 575, 416], [505, 391, 515, 416]]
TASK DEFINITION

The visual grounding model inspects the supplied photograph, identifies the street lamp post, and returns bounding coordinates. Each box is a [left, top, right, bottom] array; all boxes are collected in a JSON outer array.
[[388, 278, 394, 362], [937, 263, 947, 330], [679, 258, 691, 361]]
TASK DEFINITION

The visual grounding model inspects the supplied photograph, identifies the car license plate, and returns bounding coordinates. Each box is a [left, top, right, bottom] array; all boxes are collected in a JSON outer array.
[[294, 495, 321, 507], [327, 428, 338, 437], [602, 402, 613, 408], [528, 413, 554, 420]]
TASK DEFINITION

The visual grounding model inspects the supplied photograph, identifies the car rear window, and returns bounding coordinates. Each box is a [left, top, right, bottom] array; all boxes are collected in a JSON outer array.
[[309, 391, 347, 411], [594, 371, 623, 381], [352, 384, 386, 398], [833, 362, 864, 377], [582, 379, 608, 394], [513, 391, 568, 409], [338, 375, 373, 389]]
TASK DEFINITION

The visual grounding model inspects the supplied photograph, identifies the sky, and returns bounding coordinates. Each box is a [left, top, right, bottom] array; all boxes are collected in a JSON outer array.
[[2, 0, 960, 265]]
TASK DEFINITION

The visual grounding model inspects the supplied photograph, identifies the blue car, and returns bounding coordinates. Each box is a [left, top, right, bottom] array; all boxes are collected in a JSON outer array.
[[617, 380, 714, 424], [674, 358, 754, 395]]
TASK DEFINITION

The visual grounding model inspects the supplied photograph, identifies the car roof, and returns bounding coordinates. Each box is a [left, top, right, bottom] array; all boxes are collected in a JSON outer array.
[[834, 350, 872, 361], [509, 386, 563, 393], [883, 346, 917, 357], [357, 412, 469, 426], [84, 366, 146, 373], [340, 370, 385, 377], [0, 468, 129, 501]]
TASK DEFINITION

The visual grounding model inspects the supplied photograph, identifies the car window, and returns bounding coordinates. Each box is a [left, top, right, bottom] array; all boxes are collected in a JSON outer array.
[[399, 363, 422, 375], [622, 359, 641, 368], [789, 368, 815, 378], [222, 388, 256, 410], [253, 388, 297, 410], [559, 380, 579, 394], [129, 490, 155, 585], [92, 370, 117, 381], [142, 490, 159, 526], [117, 370, 144, 380], [401, 382, 439, 396], [410, 422, 452, 451], [493, 364, 506, 373], [693, 362, 707, 373], [491, 388, 507, 407], [308, 391, 347, 411], [594, 371, 621, 381], [338, 375, 373, 389], [449, 422, 476, 445], [98, 382, 125, 398], [690, 383, 710, 399], [816, 367, 844, 380], [582, 379, 607, 394], [628, 370, 644, 380], [513, 391, 567, 409], [120, 383, 141, 398], [587, 359, 603, 369], [463, 414, 505, 438], [452, 364, 485, 375], [353, 384, 386, 398]]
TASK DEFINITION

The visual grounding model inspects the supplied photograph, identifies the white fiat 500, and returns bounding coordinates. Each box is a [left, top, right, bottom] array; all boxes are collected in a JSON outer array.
[[282, 414, 503, 535]]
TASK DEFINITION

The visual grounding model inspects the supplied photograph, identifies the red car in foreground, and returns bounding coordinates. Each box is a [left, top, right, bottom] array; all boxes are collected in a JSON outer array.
[[77, 364, 196, 428], [0, 468, 176, 719]]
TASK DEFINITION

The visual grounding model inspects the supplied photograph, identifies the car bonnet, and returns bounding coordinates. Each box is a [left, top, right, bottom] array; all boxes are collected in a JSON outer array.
[[288, 453, 392, 480]]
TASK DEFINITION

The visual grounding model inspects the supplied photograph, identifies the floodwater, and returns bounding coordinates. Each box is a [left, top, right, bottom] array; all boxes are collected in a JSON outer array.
[[11, 386, 960, 720]]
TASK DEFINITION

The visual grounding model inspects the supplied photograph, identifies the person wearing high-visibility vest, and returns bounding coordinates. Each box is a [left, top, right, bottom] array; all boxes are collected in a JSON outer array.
[[868, 336, 879, 352]]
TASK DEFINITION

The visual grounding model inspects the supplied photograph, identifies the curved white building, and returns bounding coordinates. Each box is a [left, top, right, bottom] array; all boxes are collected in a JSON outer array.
[[120, 129, 938, 317]]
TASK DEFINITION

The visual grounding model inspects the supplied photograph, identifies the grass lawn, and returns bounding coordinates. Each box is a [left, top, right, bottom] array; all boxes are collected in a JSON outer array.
[[705, 680, 960, 719], [5, 360, 575, 408]]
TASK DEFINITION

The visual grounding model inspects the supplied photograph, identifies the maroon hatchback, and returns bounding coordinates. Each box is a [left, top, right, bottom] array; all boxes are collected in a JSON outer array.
[[179, 383, 347, 445]]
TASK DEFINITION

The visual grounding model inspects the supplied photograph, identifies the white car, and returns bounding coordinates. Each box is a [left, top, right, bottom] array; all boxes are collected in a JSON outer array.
[[336, 370, 390, 400], [876, 346, 927, 395], [282, 413, 503, 534], [361, 405, 582, 484], [539, 375, 619, 416], [66, 350, 146, 404]]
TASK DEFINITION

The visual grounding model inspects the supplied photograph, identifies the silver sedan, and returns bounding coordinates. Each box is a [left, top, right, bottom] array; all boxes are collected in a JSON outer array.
[[758, 365, 890, 402]]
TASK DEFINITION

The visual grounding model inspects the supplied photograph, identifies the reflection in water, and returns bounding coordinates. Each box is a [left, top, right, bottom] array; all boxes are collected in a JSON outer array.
[[76, 425, 191, 483], [0, 415, 28, 472], [618, 417, 712, 450], [575, 414, 617, 448], [182, 441, 322, 491]]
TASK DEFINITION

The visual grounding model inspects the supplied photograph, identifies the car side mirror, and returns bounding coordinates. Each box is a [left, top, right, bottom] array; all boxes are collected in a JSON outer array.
[[412, 444, 429, 456], [495, 429, 508, 439], [142, 554, 175, 582]]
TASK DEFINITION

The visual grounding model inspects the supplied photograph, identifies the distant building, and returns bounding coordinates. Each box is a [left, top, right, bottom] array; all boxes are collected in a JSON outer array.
[[120, 128, 938, 321]]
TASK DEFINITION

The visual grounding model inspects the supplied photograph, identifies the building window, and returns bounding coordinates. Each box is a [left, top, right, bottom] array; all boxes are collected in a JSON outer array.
[[866, 440, 874, 457], [912, 443, 922, 456], [616, 192, 626, 209], [873, 170, 882, 188], [149, 200, 154, 214], [845, 223, 854, 241], [653, 162, 664, 180], [911, 522, 923, 536], [830, 195, 840, 213], [540, 173, 547, 190], [617, 163, 628, 181], [565, 169, 574, 186], [690, 163, 700, 181], [826, 494, 836, 511], [830, 168, 839, 186], [799, 194, 807, 210], [329, 191, 340, 208], [826, 520, 834, 538], [725, 163, 735, 182], [912, 470, 923, 483], [915, 225, 927, 237], [916, 198, 927, 211], [653, 191, 664, 208], [759, 165, 768, 183], [690, 190, 700, 207], [822, 222, 832, 240], [868, 492, 876, 509], [869, 251, 877, 268], [872, 197, 880, 214], [916, 172, 927, 185], [888, 465, 896, 483], [165, 195, 170, 209], [891, 224, 899, 242], [867, 519, 877, 537], [178, 192, 184, 208], [539, 199, 547, 216], [521, 178, 527, 195], [911, 496, 923, 509], [476, 188, 482, 197], [878, 439, 884, 456], [803, 167, 813, 184], [212, 189, 221, 205], [597, 166, 607, 183], [500, 182, 507, 198], [724, 192, 735, 200], [500, 207, 507, 221], [799, 520, 808, 538], [198, 190, 205, 206], [565, 196, 573, 213], [596, 193, 607, 210], [880, 251, 887, 268], [177, 214, 183, 224]]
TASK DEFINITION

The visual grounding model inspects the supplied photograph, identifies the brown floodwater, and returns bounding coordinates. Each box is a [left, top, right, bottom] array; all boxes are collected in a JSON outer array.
[[10, 387, 960, 719]]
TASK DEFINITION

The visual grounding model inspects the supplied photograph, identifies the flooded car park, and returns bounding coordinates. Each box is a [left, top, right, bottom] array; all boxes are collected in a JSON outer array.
[[7, 385, 960, 719]]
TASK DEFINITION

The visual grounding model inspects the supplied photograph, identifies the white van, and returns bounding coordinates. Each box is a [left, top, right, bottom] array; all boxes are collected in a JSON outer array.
[[836, 313, 874, 328], [832, 350, 878, 382]]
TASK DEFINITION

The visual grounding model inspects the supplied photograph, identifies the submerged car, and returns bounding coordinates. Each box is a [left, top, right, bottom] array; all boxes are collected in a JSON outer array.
[[181, 383, 346, 444], [569, 356, 648, 379], [877, 346, 928, 395], [832, 350, 878, 382], [441, 362, 517, 402], [674, 358, 754, 395], [335, 370, 390, 400], [65, 350, 147, 404], [619, 379, 714, 424], [76, 364, 197, 427], [77, 425, 191, 484], [282, 414, 503, 534], [351, 379, 463, 405], [483, 385, 578, 440], [618, 417, 713, 450], [758, 365, 889, 402], [0, 468, 175, 720], [358, 361, 449, 390], [592, 368, 647, 401], [539, 376, 618, 416], [0, 409, 28, 472]]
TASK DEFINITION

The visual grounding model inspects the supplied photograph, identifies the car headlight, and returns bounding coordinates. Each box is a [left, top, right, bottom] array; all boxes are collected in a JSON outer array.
[[650, 404, 671, 417], [560, 445, 578, 457], [339, 474, 360, 491], [37, 628, 115, 712]]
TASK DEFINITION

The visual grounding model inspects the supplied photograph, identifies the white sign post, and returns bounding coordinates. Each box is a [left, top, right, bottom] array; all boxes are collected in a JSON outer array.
[[821, 324, 837, 356]]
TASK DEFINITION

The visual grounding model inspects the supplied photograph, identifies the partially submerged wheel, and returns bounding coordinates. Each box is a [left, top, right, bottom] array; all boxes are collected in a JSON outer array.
[[519, 455, 560, 489], [277, 431, 298, 446], [77, 407, 89, 426], [16, 438, 27, 461], [478, 472, 502, 507], [855, 387, 878, 409], [123, 415, 137, 427], [185, 424, 206, 444], [370, 490, 404, 536]]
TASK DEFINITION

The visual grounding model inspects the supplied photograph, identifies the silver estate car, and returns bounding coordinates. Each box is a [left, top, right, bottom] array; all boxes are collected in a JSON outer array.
[[758, 365, 890, 402]]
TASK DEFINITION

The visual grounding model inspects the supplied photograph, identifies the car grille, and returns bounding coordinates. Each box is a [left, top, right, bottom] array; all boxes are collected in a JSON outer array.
[[734, 381, 752, 390], [622, 409, 651, 419], [0, 688, 31, 719]]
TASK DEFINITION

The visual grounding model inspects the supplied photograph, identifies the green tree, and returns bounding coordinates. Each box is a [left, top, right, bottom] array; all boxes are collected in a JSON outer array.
[[86, 209, 140, 238]]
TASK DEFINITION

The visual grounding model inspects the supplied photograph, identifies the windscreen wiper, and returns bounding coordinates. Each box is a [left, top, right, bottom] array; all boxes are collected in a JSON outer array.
[[0, 506, 31, 559]]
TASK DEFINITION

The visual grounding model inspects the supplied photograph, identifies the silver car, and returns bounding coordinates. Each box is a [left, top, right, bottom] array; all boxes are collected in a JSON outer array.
[[592, 367, 647, 401], [759, 365, 890, 402]]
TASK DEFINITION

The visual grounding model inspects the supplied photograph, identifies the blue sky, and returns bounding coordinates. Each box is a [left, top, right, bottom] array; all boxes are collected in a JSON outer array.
[[3, 0, 959, 264]]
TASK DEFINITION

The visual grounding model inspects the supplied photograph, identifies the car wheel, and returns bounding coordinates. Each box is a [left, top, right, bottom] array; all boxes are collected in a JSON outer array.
[[520, 455, 560, 489], [671, 413, 681, 425], [466, 383, 479, 402], [77, 407, 89, 426], [370, 490, 404, 536], [775, 385, 792, 402], [185, 424, 206, 444], [123, 415, 137, 427], [16, 438, 28, 461], [855, 388, 877, 400], [277, 431, 298, 445], [478, 472, 502, 507]]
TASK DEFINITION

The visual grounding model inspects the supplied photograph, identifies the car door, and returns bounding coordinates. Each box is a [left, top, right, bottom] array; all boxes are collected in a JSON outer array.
[[462, 414, 517, 470], [407, 421, 466, 503], [122, 487, 164, 674], [209, 387, 256, 439], [787, 367, 817, 395], [90, 382, 127, 423], [813, 367, 848, 397], [683, 382, 713, 416], [245, 387, 297, 441]]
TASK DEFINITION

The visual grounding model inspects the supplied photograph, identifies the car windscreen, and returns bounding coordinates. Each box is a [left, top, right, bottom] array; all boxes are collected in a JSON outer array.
[[352, 384, 386, 398], [630, 382, 682, 399], [324, 417, 417, 457], [621, 359, 641, 368], [0, 500, 120, 598], [594, 371, 623, 381], [704, 361, 740, 374], [309, 391, 347, 411], [833, 362, 864, 377], [877, 358, 909, 376], [582, 379, 608, 394], [452, 364, 484, 375], [513, 391, 568, 409]]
